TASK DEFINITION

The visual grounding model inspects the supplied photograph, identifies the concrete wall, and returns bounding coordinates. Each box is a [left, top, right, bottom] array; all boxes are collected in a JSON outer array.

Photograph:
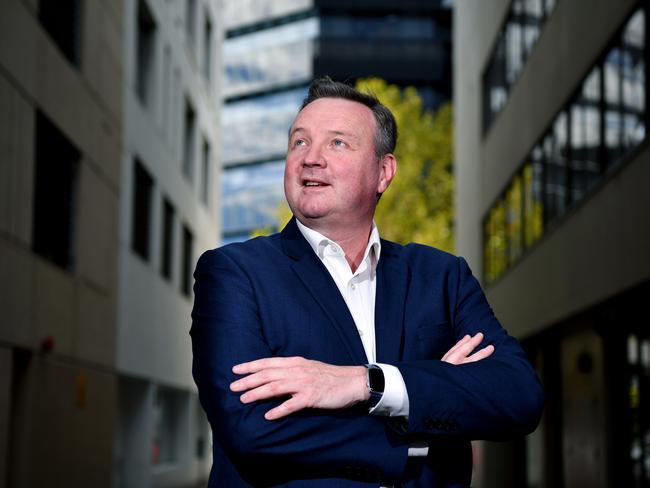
[[117, 0, 221, 388], [454, 0, 509, 272], [0, 1, 122, 485], [0, 0, 122, 363]]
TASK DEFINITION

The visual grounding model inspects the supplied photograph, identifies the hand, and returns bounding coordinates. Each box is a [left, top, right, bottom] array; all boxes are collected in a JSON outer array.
[[442, 332, 495, 365], [230, 357, 369, 420]]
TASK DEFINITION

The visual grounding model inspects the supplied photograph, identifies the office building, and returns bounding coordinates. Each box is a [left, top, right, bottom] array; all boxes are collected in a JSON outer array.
[[0, 0, 123, 485], [455, 0, 650, 486], [117, 0, 220, 486], [221, 0, 452, 241], [0, 0, 221, 486]]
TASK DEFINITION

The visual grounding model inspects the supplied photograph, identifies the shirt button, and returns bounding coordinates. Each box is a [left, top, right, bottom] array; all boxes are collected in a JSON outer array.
[[357, 328, 364, 337], [350, 283, 356, 290], [329, 244, 337, 253]]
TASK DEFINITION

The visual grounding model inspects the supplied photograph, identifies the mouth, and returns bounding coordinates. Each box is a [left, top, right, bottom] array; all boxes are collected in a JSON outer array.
[[302, 179, 329, 187]]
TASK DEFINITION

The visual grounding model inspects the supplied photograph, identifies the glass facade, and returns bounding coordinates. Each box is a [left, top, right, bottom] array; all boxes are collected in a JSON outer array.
[[483, 5, 648, 285], [222, 160, 287, 236], [223, 17, 318, 98], [320, 15, 440, 41], [222, 87, 306, 166], [483, 0, 557, 131], [223, 0, 313, 30]]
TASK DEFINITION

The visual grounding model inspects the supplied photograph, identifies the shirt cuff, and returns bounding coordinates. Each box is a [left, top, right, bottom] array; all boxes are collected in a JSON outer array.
[[407, 441, 429, 457], [368, 363, 409, 417]]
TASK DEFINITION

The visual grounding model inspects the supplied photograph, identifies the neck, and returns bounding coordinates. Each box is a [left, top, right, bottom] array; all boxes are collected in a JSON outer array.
[[301, 218, 373, 273]]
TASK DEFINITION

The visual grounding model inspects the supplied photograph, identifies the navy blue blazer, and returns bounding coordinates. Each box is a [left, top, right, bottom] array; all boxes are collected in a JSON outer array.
[[191, 218, 544, 487]]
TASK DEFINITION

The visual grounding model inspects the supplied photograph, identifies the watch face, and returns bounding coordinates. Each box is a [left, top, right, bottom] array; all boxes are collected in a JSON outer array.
[[368, 366, 385, 393]]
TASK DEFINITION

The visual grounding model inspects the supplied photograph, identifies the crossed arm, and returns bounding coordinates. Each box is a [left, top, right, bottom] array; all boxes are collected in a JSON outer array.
[[191, 248, 544, 481], [230, 333, 495, 420]]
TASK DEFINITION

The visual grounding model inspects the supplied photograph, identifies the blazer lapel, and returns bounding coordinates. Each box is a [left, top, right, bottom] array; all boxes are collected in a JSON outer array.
[[281, 219, 368, 364], [374, 241, 408, 363]]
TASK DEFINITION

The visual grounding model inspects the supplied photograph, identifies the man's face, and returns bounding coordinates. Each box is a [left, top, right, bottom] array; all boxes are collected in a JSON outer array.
[[284, 97, 395, 232]]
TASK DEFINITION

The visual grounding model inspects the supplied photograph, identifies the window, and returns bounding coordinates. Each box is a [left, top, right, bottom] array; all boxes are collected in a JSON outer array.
[[621, 10, 646, 152], [183, 97, 196, 182], [200, 137, 211, 206], [152, 387, 184, 465], [162, 45, 172, 135], [483, 0, 557, 131], [131, 159, 154, 261], [186, 0, 197, 54], [570, 67, 602, 203], [32, 111, 80, 271], [523, 147, 544, 248], [506, 174, 523, 263], [160, 198, 175, 280], [544, 111, 569, 224], [181, 224, 194, 297], [136, 0, 157, 108], [39, 0, 82, 66], [203, 11, 213, 84], [483, 6, 648, 285]]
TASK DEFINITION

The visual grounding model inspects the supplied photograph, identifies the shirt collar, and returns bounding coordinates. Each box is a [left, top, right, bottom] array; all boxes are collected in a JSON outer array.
[[295, 219, 381, 265]]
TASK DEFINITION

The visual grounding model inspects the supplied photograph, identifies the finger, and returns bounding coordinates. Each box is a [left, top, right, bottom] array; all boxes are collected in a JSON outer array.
[[441, 334, 471, 361], [462, 344, 495, 363], [239, 380, 294, 404], [443, 333, 482, 363], [231, 366, 300, 392], [264, 396, 306, 420], [443, 333, 486, 364], [233, 356, 304, 375]]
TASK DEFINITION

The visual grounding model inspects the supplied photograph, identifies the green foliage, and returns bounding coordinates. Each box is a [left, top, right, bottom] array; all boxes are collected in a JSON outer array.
[[250, 78, 455, 253], [356, 78, 454, 252]]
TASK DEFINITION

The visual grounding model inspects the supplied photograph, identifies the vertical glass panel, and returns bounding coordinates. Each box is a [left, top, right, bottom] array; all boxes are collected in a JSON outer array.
[[486, 32, 508, 126], [505, 2, 524, 85], [604, 45, 623, 167], [570, 67, 602, 202], [544, 0, 556, 17], [523, 146, 544, 248], [506, 174, 523, 263], [522, 0, 542, 55], [544, 112, 568, 223], [484, 217, 493, 283], [621, 10, 646, 151], [487, 200, 507, 281]]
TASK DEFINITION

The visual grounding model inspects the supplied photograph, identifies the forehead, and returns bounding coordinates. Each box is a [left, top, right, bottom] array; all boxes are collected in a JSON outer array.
[[291, 97, 376, 135]]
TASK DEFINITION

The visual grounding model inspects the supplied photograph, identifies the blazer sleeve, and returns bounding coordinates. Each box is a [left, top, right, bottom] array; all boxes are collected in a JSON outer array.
[[190, 248, 409, 483], [396, 256, 544, 441]]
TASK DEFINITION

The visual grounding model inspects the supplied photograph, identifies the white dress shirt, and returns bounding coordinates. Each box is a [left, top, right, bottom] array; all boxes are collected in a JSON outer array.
[[296, 218, 410, 408], [296, 221, 428, 461]]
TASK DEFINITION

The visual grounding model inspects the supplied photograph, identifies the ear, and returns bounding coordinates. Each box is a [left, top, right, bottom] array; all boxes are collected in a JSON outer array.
[[377, 153, 397, 195]]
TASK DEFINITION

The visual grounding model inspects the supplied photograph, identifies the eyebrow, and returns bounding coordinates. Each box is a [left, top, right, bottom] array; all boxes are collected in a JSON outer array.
[[288, 127, 360, 141]]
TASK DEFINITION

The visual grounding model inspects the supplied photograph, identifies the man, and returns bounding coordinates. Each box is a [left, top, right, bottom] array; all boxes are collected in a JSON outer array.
[[191, 77, 544, 487]]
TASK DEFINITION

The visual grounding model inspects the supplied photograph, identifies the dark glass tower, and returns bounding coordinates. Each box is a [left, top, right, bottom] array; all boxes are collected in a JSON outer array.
[[221, 0, 452, 242]]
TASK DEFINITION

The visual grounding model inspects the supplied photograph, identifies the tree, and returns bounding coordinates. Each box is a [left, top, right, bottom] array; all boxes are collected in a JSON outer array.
[[251, 78, 454, 253], [357, 78, 454, 253]]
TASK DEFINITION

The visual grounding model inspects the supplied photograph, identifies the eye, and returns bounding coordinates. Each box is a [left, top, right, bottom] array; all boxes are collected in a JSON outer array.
[[292, 138, 306, 148], [332, 139, 346, 147]]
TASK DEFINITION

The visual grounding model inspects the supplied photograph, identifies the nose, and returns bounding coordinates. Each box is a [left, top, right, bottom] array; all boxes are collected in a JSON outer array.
[[303, 144, 326, 168]]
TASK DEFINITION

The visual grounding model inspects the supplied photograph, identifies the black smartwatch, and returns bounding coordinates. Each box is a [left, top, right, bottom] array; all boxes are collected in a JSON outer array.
[[365, 364, 385, 409]]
